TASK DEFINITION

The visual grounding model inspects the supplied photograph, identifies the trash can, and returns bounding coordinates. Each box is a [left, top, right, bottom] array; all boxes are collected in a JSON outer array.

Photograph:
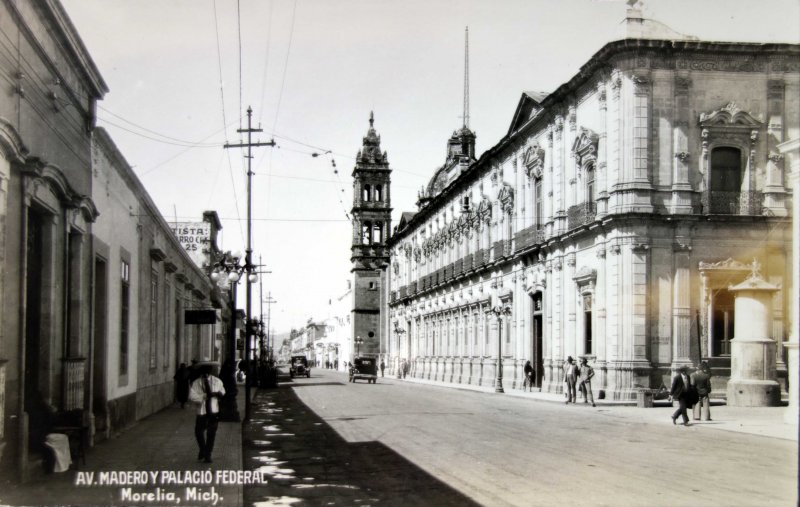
[[636, 388, 654, 408]]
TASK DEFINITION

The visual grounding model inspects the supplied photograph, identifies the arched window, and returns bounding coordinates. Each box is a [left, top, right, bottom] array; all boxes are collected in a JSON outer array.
[[362, 184, 371, 202], [373, 221, 383, 243], [361, 221, 372, 244], [585, 163, 595, 203], [374, 185, 382, 202]]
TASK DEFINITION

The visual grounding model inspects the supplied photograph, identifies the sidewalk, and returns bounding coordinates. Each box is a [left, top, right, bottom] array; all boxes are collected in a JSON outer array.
[[0, 388, 246, 507], [391, 372, 799, 441]]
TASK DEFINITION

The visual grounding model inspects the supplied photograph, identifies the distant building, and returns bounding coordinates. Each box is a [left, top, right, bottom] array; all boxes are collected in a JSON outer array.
[[386, 12, 797, 399]]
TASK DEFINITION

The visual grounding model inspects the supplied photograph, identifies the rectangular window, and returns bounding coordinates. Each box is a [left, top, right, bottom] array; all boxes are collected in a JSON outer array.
[[120, 260, 130, 377], [534, 178, 543, 228], [633, 94, 648, 180], [164, 281, 171, 368], [150, 271, 159, 369]]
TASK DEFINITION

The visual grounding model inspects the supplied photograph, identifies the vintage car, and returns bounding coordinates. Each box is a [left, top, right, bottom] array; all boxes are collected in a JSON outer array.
[[349, 357, 378, 384], [290, 355, 310, 378]]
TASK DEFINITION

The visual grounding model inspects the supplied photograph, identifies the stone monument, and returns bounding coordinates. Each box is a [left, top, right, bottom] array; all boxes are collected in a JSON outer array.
[[726, 260, 781, 406]]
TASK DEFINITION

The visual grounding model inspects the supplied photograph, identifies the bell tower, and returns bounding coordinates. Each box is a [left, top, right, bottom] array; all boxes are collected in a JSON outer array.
[[350, 112, 391, 358]]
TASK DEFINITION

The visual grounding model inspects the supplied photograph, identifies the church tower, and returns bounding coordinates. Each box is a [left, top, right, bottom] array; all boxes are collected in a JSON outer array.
[[350, 112, 391, 358]]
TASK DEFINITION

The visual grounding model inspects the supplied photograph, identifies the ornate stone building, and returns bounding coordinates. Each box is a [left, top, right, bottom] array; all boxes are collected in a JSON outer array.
[[350, 113, 391, 360], [386, 33, 798, 400]]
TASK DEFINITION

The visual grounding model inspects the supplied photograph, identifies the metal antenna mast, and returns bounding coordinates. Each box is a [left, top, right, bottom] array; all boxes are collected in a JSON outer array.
[[463, 26, 470, 130]]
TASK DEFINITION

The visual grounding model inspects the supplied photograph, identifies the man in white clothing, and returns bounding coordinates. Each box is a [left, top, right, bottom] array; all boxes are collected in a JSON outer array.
[[189, 364, 226, 463]]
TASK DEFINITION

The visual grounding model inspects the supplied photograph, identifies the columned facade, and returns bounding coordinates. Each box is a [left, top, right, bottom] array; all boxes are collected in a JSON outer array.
[[387, 39, 797, 400]]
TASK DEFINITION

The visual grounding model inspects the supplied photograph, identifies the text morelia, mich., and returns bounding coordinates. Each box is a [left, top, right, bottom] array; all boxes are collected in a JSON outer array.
[[120, 487, 222, 505]]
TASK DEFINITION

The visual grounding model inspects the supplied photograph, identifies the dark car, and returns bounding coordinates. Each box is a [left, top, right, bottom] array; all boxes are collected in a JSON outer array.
[[290, 355, 310, 378], [349, 357, 378, 384]]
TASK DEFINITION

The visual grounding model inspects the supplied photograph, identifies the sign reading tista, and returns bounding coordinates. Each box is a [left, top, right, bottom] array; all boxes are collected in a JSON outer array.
[[170, 222, 211, 268]]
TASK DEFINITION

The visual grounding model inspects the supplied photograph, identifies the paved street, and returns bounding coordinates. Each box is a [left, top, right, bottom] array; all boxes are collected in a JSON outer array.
[[245, 368, 797, 507]]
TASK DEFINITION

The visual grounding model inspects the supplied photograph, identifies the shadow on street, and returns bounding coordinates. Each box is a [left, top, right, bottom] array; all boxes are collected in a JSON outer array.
[[244, 382, 480, 507]]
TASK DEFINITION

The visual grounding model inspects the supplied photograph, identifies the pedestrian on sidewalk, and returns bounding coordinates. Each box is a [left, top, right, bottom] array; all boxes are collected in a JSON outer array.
[[669, 365, 692, 426], [563, 356, 578, 404], [380, 360, 385, 377], [523, 360, 534, 392], [189, 364, 226, 463], [690, 361, 712, 421], [403, 359, 410, 379], [173, 363, 191, 408], [578, 357, 596, 407]]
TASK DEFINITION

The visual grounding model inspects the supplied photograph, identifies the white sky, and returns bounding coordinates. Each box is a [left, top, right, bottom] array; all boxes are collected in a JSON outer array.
[[60, 0, 799, 333]]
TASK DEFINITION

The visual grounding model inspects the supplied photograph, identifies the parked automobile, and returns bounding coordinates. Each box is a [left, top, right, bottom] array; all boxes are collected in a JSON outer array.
[[290, 355, 310, 378], [349, 357, 378, 384]]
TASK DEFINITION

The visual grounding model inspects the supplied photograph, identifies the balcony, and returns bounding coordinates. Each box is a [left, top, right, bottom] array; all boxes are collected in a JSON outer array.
[[454, 258, 464, 277], [463, 253, 473, 272], [567, 201, 597, 230], [390, 291, 397, 303], [410, 281, 417, 294], [705, 190, 763, 215], [444, 264, 453, 281], [492, 241, 506, 260], [514, 226, 546, 251], [399, 285, 408, 299]]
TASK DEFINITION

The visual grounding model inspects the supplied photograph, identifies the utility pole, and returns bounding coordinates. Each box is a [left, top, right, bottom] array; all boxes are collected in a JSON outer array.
[[264, 293, 277, 364], [224, 106, 274, 422]]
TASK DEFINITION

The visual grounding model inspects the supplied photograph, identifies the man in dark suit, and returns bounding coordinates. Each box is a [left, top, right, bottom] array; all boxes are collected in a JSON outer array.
[[690, 361, 712, 421], [669, 365, 692, 426]]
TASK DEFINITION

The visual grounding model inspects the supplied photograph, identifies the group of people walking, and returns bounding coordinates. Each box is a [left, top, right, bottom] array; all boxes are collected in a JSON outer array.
[[670, 361, 713, 426]]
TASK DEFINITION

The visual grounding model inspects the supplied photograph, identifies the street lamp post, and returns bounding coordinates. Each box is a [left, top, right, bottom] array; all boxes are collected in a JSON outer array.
[[209, 250, 254, 421], [393, 323, 405, 376], [355, 336, 364, 356], [489, 295, 512, 394]]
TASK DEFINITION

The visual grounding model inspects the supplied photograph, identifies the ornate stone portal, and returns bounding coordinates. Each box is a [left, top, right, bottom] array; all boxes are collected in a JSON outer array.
[[726, 260, 781, 406]]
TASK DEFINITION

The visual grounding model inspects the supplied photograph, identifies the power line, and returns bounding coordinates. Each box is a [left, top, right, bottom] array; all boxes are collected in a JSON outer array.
[[257, 0, 274, 126], [97, 105, 220, 146], [237, 0, 243, 130], [271, 0, 297, 133], [99, 117, 222, 148]]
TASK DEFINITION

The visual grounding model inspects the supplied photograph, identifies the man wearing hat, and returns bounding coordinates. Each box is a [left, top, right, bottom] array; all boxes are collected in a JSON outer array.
[[690, 361, 712, 421], [669, 365, 692, 426], [563, 356, 579, 404], [578, 357, 596, 407]]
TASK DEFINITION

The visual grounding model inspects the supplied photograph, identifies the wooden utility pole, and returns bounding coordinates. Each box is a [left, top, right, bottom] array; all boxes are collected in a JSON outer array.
[[224, 106, 274, 422]]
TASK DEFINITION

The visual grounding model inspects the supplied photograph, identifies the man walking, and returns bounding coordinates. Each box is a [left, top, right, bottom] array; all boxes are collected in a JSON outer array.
[[189, 364, 226, 463], [578, 357, 596, 407], [691, 361, 712, 421], [380, 360, 385, 378], [563, 356, 578, 404], [669, 365, 692, 426]]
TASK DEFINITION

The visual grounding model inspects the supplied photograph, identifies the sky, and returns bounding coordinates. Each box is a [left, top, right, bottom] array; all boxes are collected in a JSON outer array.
[[59, 0, 799, 333]]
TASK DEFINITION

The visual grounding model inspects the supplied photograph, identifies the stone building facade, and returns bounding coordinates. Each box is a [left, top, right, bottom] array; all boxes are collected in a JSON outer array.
[[0, 0, 107, 477], [0, 2, 223, 478], [386, 38, 798, 400], [91, 128, 220, 435]]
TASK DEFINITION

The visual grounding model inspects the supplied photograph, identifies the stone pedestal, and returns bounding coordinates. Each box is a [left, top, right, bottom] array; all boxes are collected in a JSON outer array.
[[726, 268, 781, 407]]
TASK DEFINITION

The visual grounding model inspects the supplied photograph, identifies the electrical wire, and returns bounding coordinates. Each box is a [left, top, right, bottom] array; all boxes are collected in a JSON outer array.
[[97, 104, 220, 146], [99, 117, 222, 148], [257, 0, 274, 126], [271, 0, 297, 133]]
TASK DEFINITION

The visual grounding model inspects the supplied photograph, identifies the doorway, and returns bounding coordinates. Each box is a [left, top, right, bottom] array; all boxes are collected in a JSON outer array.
[[24, 209, 45, 450], [531, 292, 544, 387], [92, 257, 108, 436]]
